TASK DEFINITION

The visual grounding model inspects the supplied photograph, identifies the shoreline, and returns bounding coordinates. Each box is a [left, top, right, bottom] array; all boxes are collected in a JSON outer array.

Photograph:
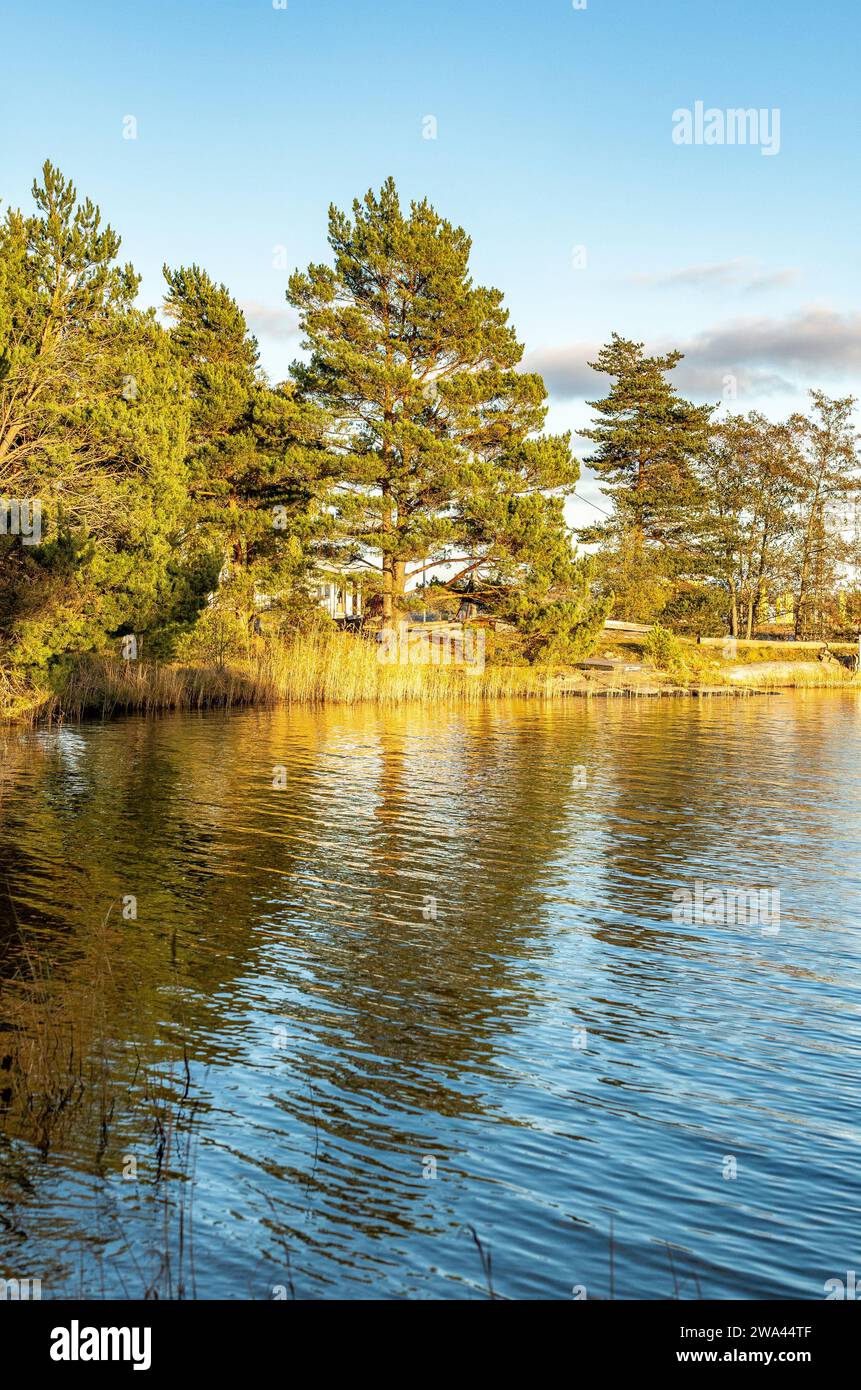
[[3, 657, 857, 729]]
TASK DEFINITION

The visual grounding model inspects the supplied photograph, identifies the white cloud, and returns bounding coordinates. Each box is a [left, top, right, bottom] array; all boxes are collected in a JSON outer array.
[[525, 307, 861, 404], [240, 300, 299, 341], [628, 258, 800, 293]]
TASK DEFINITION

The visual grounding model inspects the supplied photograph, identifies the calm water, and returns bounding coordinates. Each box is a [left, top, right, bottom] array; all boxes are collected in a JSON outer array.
[[1, 694, 859, 1299]]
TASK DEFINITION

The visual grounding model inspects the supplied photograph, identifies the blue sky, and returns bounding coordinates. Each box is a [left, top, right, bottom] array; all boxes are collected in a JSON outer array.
[[3, 0, 859, 520]]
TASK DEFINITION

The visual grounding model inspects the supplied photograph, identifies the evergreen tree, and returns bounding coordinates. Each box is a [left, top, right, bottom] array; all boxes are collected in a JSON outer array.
[[163, 265, 330, 625], [582, 334, 714, 621], [0, 161, 139, 494], [582, 334, 713, 540], [288, 179, 584, 622], [0, 167, 196, 680]]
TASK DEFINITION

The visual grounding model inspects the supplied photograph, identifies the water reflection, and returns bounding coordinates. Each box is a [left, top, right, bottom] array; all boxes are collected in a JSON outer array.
[[1, 693, 860, 1298]]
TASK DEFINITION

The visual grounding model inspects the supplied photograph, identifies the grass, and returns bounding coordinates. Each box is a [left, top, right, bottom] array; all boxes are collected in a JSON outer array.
[[600, 631, 859, 691], [4, 626, 859, 725], [712, 640, 858, 665], [724, 663, 858, 689], [0, 665, 48, 722], [4, 629, 565, 724]]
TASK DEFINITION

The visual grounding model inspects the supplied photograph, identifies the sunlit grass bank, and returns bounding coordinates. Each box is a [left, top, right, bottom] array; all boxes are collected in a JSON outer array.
[[723, 661, 858, 689], [4, 628, 858, 726], [5, 630, 554, 724], [605, 628, 860, 692]]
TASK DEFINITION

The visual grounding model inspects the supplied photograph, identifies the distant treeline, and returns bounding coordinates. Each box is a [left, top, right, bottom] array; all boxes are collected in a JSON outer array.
[[582, 336, 860, 640]]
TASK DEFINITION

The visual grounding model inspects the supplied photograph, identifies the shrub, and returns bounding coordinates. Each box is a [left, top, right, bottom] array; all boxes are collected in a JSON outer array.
[[643, 623, 685, 671]]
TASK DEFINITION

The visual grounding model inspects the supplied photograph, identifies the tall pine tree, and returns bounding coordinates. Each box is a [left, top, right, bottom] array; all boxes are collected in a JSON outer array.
[[581, 333, 714, 621], [163, 265, 329, 624], [288, 179, 583, 621], [583, 333, 713, 543]]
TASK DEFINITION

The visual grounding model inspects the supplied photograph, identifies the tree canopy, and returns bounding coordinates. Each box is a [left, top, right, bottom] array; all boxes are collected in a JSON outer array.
[[288, 179, 592, 637], [2, 165, 859, 712]]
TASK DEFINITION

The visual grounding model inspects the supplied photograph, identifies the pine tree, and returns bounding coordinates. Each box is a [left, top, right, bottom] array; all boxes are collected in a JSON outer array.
[[583, 333, 713, 543], [0, 167, 196, 678], [163, 265, 329, 624], [0, 161, 139, 494], [288, 178, 582, 621]]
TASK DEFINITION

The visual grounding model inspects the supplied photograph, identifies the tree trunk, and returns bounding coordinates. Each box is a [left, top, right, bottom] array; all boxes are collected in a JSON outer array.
[[750, 523, 770, 641], [392, 559, 406, 620], [745, 598, 755, 640], [381, 488, 393, 623], [795, 498, 821, 639], [382, 554, 393, 623]]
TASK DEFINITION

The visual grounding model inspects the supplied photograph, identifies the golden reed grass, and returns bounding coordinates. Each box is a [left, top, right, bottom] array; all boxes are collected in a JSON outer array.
[[6, 630, 553, 723], [4, 630, 857, 725]]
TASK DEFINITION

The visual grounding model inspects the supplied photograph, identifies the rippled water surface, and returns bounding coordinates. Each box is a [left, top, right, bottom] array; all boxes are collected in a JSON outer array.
[[1, 693, 859, 1299]]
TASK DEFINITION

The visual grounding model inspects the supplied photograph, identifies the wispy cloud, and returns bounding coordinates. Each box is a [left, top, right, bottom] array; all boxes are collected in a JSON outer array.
[[628, 258, 800, 293], [526, 307, 861, 403], [241, 300, 299, 341], [526, 345, 601, 400]]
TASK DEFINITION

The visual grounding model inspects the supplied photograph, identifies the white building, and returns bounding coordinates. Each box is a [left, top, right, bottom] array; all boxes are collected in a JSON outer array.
[[313, 571, 363, 620], [212, 558, 365, 621]]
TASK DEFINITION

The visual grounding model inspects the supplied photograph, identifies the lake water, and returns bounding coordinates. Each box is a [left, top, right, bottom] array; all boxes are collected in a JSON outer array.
[[1, 693, 859, 1299]]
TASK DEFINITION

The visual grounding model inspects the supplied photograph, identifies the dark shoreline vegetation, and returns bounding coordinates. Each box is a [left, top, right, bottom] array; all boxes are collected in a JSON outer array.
[[1, 165, 860, 724]]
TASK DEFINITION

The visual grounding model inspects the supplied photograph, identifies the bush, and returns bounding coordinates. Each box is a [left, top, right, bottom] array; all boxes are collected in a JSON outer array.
[[173, 607, 253, 667], [643, 623, 685, 671], [642, 624, 723, 684]]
